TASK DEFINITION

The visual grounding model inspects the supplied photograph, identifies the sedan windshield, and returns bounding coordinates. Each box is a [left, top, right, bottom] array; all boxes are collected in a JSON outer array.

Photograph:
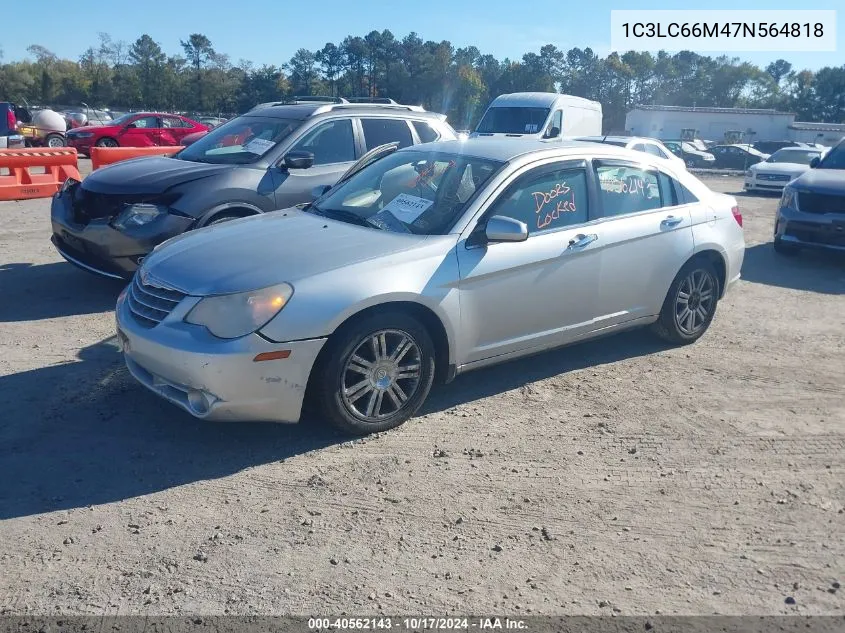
[[817, 142, 845, 170], [766, 149, 820, 165], [177, 116, 299, 164], [476, 107, 550, 135], [311, 150, 504, 235]]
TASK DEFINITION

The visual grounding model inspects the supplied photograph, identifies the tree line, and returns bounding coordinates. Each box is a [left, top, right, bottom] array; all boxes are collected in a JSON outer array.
[[1, 31, 843, 131]]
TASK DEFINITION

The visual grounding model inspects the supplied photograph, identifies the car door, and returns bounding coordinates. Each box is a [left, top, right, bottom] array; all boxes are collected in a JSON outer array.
[[271, 117, 358, 209], [159, 116, 194, 146], [118, 115, 161, 147], [455, 159, 605, 365], [589, 160, 695, 326]]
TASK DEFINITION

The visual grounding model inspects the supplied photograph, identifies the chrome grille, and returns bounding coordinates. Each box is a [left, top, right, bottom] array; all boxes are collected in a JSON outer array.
[[128, 274, 186, 328], [757, 173, 791, 182]]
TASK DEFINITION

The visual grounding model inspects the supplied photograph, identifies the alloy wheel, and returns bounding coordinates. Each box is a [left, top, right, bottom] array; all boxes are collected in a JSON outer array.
[[674, 269, 716, 336], [340, 329, 422, 423]]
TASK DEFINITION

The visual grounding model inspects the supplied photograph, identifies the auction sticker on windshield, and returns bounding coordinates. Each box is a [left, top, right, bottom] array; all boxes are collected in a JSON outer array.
[[381, 193, 433, 223], [245, 138, 275, 154]]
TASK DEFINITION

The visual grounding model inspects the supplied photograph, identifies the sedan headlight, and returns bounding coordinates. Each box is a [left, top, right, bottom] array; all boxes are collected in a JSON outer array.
[[112, 203, 168, 230], [74, 132, 95, 138], [185, 283, 294, 339], [781, 186, 799, 211], [60, 177, 80, 193]]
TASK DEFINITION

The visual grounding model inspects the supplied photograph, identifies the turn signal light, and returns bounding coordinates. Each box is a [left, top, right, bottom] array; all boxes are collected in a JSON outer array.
[[253, 350, 291, 362]]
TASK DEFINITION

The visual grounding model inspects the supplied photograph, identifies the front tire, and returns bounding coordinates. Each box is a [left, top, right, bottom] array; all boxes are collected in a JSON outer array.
[[314, 312, 436, 435], [96, 137, 118, 148], [652, 259, 720, 345]]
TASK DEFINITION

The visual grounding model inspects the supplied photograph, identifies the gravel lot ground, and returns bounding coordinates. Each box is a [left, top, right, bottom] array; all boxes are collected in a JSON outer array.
[[0, 162, 843, 617]]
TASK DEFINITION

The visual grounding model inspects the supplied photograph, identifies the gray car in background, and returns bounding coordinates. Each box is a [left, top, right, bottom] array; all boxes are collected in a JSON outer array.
[[51, 101, 456, 279], [116, 139, 745, 435]]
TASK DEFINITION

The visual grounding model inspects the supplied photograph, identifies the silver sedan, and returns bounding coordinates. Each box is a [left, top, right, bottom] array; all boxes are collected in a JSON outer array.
[[116, 139, 745, 434]]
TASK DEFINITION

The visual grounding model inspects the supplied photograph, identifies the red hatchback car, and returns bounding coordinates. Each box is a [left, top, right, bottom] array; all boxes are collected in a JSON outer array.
[[65, 112, 208, 156]]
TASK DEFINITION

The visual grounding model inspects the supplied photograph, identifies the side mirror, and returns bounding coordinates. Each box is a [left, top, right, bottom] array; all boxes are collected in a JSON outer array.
[[545, 126, 561, 139], [311, 184, 331, 200], [283, 151, 314, 170], [485, 215, 528, 243], [809, 156, 820, 168]]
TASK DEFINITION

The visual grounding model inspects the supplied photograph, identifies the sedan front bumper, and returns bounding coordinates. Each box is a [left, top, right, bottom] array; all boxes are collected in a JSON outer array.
[[116, 289, 327, 423]]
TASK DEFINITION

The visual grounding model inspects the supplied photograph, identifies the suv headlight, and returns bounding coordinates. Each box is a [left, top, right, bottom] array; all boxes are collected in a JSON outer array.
[[745, 170, 753, 177], [112, 203, 168, 230], [185, 283, 294, 339], [780, 186, 799, 211]]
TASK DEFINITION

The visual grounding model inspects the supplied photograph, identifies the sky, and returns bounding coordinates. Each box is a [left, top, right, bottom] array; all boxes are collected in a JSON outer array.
[[1, 0, 841, 71]]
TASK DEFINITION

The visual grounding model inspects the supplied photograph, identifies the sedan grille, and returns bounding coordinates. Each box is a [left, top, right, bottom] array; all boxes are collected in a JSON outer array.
[[757, 173, 791, 182], [127, 274, 186, 328], [798, 192, 845, 215]]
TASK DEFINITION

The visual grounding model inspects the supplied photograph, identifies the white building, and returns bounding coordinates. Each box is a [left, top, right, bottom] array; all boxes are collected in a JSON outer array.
[[626, 105, 796, 142], [786, 121, 845, 146]]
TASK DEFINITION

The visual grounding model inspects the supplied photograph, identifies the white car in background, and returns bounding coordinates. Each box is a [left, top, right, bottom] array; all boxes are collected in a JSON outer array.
[[744, 147, 827, 193], [576, 135, 687, 170]]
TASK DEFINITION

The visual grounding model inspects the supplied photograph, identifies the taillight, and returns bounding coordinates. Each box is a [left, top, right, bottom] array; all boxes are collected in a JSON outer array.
[[731, 205, 743, 228], [6, 109, 15, 131]]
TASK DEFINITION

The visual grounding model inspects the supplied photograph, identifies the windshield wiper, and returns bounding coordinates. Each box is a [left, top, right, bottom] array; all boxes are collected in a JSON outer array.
[[310, 206, 372, 228]]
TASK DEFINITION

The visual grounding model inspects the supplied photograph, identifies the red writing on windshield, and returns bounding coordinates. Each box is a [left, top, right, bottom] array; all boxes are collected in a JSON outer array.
[[532, 182, 577, 229]]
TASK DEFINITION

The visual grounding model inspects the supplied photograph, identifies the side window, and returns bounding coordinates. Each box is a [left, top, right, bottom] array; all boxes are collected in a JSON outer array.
[[595, 164, 662, 217], [488, 165, 589, 234], [646, 144, 668, 159], [127, 116, 158, 129], [161, 117, 184, 129], [545, 110, 562, 138], [291, 119, 356, 165], [412, 120, 440, 144], [676, 182, 699, 204], [361, 118, 414, 151], [632, 143, 647, 153]]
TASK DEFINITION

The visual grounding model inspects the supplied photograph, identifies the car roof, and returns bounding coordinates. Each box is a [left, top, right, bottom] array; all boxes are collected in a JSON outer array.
[[395, 138, 643, 162], [246, 103, 445, 121]]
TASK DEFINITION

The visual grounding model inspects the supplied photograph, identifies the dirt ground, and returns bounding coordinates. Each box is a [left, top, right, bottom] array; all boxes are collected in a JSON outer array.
[[0, 162, 843, 617]]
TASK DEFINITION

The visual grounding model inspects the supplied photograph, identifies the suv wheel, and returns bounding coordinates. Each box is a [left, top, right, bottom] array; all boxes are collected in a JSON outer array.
[[314, 312, 436, 435], [46, 134, 66, 148]]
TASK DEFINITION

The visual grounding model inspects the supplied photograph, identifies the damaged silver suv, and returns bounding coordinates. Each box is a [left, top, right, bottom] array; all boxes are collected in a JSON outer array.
[[51, 98, 456, 280]]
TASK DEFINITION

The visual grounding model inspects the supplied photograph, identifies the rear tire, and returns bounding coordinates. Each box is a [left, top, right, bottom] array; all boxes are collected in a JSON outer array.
[[773, 236, 800, 256], [652, 259, 720, 345], [313, 311, 436, 435]]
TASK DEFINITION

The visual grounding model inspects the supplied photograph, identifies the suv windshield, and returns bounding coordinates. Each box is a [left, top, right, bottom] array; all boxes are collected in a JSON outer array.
[[177, 116, 299, 165], [766, 149, 820, 165], [817, 142, 845, 170], [476, 107, 550, 135], [311, 150, 503, 235]]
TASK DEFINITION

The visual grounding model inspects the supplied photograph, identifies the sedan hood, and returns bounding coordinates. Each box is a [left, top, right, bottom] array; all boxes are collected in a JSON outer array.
[[752, 162, 809, 174], [141, 210, 429, 296], [68, 124, 115, 135], [82, 156, 231, 195], [790, 168, 845, 195]]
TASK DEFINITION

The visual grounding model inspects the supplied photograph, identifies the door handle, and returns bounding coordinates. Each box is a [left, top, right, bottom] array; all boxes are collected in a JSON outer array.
[[661, 215, 684, 227], [568, 233, 598, 249]]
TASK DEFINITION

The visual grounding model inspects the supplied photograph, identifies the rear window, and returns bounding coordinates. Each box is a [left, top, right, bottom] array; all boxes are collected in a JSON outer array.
[[476, 107, 550, 135]]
